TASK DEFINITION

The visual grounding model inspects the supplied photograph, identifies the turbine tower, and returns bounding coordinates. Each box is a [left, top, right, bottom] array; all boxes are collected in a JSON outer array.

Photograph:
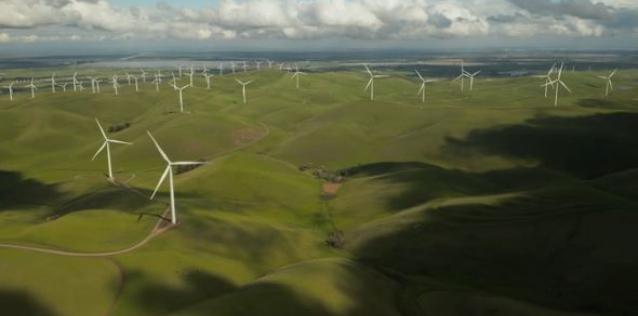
[[92, 118, 133, 182], [112, 75, 120, 96], [203, 73, 215, 90], [51, 73, 57, 93], [72, 72, 79, 92], [147, 131, 205, 225]]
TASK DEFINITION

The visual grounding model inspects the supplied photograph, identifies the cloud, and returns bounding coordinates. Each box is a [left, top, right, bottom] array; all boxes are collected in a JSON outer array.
[[0, 0, 635, 43]]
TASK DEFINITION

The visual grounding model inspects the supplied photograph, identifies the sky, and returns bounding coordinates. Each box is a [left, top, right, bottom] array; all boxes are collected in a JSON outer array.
[[0, 0, 637, 54]]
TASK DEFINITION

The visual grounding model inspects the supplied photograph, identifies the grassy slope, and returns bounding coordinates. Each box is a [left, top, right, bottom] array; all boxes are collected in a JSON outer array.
[[0, 68, 637, 315]]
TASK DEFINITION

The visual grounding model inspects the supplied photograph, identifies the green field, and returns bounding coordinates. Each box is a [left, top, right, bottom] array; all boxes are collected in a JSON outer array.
[[1, 67, 638, 316]]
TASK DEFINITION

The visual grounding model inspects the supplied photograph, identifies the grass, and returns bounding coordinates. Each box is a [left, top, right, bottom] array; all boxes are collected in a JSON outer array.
[[0, 67, 637, 315]]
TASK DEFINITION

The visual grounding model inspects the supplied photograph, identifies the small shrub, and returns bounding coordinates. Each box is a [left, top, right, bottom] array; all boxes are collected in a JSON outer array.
[[108, 122, 131, 133], [325, 230, 345, 248]]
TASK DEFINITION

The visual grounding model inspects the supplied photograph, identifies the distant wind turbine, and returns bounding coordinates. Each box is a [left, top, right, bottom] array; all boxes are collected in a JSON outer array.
[[26, 79, 38, 99], [598, 69, 617, 97], [92, 118, 132, 182], [235, 79, 253, 104], [112, 75, 120, 96], [3, 82, 14, 101], [51, 73, 56, 93], [415, 70, 436, 104], [364, 64, 388, 101], [173, 83, 191, 112], [147, 130, 206, 225], [203, 73, 215, 90], [540, 63, 557, 98], [542, 63, 571, 106], [72, 72, 79, 92], [291, 64, 307, 89]]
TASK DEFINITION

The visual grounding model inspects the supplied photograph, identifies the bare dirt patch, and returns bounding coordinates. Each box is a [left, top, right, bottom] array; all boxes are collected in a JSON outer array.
[[232, 127, 266, 146]]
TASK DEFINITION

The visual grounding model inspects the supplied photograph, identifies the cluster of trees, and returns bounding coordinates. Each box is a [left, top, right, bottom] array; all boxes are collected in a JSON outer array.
[[299, 163, 346, 183], [108, 122, 131, 133]]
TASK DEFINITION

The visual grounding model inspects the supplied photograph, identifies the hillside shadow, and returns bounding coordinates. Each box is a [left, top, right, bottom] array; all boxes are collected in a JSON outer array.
[[444, 112, 638, 179], [350, 179, 638, 315], [0, 170, 61, 211], [342, 162, 571, 212], [128, 269, 236, 314], [577, 98, 629, 109], [0, 289, 58, 316], [55, 185, 158, 217]]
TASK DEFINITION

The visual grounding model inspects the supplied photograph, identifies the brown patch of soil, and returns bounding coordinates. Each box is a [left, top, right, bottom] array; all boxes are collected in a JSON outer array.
[[232, 128, 265, 146]]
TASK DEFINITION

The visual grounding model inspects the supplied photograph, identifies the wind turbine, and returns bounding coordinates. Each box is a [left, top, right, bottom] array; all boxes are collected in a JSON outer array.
[[90, 77, 97, 94], [219, 62, 224, 76], [133, 76, 139, 92], [3, 82, 14, 101], [72, 72, 79, 92], [231, 62, 236, 74], [140, 69, 147, 83], [173, 83, 190, 112], [147, 131, 205, 225], [453, 61, 471, 92], [26, 79, 38, 99], [152, 73, 161, 92], [415, 70, 436, 104], [364, 64, 388, 101], [540, 63, 557, 98], [290, 64, 307, 89], [467, 70, 481, 91], [95, 78, 102, 93], [59, 82, 69, 93], [542, 63, 571, 106], [267, 60, 274, 69], [242, 61, 248, 73], [598, 69, 617, 97], [92, 118, 132, 182], [188, 66, 195, 87], [256, 61, 262, 71], [112, 75, 120, 96], [235, 79, 253, 104], [51, 73, 56, 93], [203, 73, 214, 90]]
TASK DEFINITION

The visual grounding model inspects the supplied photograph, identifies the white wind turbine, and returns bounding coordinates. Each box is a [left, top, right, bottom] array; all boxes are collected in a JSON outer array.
[[243, 61, 248, 73], [267, 60, 274, 69], [219, 62, 224, 76], [542, 63, 571, 106], [598, 69, 617, 97], [3, 82, 14, 101], [188, 66, 195, 87], [112, 75, 120, 96], [203, 73, 214, 90], [147, 130, 206, 225], [364, 64, 388, 101], [59, 82, 69, 93], [453, 61, 471, 92], [51, 73, 57, 93], [291, 64, 307, 89], [231, 62, 236, 74], [256, 61, 262, 71], [133, 76, 139, 92], [467, 70, 481, 91], [92, 118, 132, 182], [173, 83, 190, 112], [235, 79, 253, 104], [540, 63, 557, 98], [26, 79, 38, 99], [90, 77, 97, 94], [126, 72, 132, 86], [95, 78, 102, 93], [72, 72, 79, 92], [140, 69, 147, 83], [152, 73, 161, 92], [415, 70, 436, 104]]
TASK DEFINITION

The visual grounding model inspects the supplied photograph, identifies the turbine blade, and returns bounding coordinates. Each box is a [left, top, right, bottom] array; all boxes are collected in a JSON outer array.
[[415, 70, 424, 81], [95, 118, 107, 139], [108, 139, 133, 145], [91, 142, 107, 161], [418, 84, 425, 95], [364, 64, 372, 75], [147, 131, 171, 163], [150, 166, 170, 200], [560, 80, 572, 93], [364, 79, 373, 91]]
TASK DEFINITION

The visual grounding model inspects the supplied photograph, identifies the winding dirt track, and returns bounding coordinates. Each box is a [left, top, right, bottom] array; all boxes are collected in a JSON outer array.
[[0, 209, 173, 257]]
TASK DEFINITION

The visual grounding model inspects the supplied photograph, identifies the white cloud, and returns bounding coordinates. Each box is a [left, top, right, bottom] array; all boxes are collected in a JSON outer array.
[[0, 0, 635, 43]]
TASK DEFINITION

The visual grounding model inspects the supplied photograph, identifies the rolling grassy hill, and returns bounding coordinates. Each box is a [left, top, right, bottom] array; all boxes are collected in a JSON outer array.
[[0, 67, 637, 316]]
